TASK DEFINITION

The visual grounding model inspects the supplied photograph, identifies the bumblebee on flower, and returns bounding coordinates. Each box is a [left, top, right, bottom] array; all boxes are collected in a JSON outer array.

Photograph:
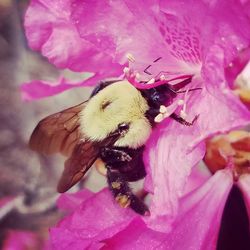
[[23, 0, 250, 249]]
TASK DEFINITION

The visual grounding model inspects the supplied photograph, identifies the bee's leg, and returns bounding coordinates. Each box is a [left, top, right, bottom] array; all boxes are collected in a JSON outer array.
[[170, 113, 199, 126], [100, 147, 132, 165], [120, 147, 147, 182], [106, 167, 149, 216]]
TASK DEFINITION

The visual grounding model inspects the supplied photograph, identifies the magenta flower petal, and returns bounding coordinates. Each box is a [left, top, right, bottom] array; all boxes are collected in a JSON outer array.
[[71, 0, 197, 78], [20, 73, 108, 101], [102, 218, 164, 250], [50, 189, 137, 249], [25, 0, 123, 74], [182, 163, 212, 196], [144, 42, 250, 231], [56, 189, 93, 213], [225, 47, 250, 88], [144, 115, 205, 226], [158, 170, 233, 250], [101, 170, 233, 249], [160, 0, 250, 65]]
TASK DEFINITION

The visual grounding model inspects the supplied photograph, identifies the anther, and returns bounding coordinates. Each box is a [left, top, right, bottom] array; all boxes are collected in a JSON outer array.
[[180, 110, 187, 119], [123, 67, 130, 74], [160, 105, 167, 113], [178, 99, 184, 106], [147, 78, 155, 84], [135, 72, 141, 81], [160, 75, 166, 81], [154, 113, 164, 123]]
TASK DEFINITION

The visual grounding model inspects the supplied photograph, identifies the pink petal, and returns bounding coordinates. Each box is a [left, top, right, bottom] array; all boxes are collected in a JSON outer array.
[[102, 218, 163, 250], [145, 69, 250, 231], [182, 163, 212, 196], [21, 73, 113, 101], [158, 170, 233, 250], [25, 0, 123, 73], [21, 72, 123, 101], [72, 0, 196, 79], [160, 0, 250, 65], [237, 174, 250, 220], [144, 116, 206, 231], [50, 189, 137, 249], [102, 170, 233, 250], [56, 189, 93, 213], [225, 47, 250, 88]]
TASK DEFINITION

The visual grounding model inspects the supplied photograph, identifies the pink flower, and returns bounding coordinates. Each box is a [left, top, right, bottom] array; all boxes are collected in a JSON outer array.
[[24, 0, 250, 248]]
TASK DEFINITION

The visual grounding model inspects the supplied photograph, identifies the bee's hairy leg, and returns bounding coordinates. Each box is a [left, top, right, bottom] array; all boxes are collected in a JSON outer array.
[[106, 167, 150, 216], [170, 113, 199, 126], [100, 147, 132, 165]]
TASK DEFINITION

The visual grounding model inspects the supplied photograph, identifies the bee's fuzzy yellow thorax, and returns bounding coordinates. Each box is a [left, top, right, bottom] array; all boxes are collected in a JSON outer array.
[[80, 81, 152, 148]]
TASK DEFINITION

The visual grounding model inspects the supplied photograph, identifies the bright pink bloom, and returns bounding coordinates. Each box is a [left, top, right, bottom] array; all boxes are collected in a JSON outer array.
[[24, 0, 250, 248]]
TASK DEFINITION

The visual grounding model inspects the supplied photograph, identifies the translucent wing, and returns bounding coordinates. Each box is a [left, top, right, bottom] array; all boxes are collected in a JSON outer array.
[[29, 102, 87, 157], [57, 141, 100, 192], [29, 101, 100, 192], [57, 133, 122, 192], [29, 101, 122, 193]]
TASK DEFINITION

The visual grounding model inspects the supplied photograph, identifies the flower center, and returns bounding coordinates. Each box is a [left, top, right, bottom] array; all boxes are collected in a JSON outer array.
[[204, 131, 250, 181]]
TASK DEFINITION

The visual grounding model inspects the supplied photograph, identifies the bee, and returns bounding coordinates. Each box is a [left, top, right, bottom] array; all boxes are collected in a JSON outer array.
[[29, 77, 197, 215]]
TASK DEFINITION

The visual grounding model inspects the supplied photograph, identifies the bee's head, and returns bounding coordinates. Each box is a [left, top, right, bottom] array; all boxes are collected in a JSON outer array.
[[80, 81, 152, 148]]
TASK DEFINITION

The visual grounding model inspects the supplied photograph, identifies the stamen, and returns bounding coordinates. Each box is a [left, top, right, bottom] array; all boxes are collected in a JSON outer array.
[[154, 113, 164, 123], [177, 99, 184, 106], [135, 72, 141, 81], [160, 75, 166, 81], [180, 88, 189, 118], [123, 67, 130, 74], [180, 110, 187, 119], [160, 105, 167, 113], [147, 78, 155, 84]]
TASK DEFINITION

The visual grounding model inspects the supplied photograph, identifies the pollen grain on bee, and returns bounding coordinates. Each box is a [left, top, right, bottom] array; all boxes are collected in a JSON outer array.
[[115, 194, 131, 208], [111, 181, 121, 189]]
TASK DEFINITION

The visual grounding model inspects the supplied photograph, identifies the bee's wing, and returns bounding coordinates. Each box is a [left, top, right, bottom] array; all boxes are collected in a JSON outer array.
[[57, 141, 100, 192], [29, 100, 121, 193], [57, 129, 123, 192], [29, 101, 87, 157]]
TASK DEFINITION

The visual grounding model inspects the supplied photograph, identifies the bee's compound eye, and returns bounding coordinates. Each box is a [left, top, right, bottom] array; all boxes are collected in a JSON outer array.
[[118, 123, 129, 132]]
